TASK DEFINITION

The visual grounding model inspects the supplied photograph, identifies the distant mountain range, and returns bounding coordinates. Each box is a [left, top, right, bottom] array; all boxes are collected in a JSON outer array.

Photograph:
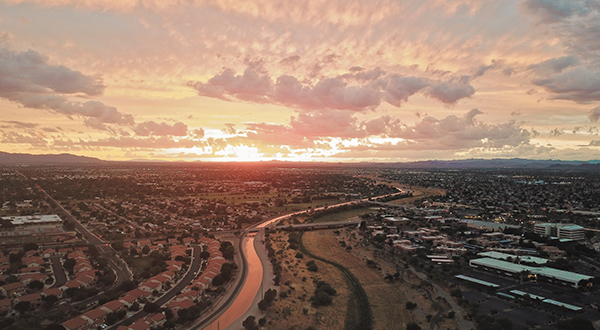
[[0, 151, 599, 169], [379, 158, 600, 169], [0, 151, 103, 164]]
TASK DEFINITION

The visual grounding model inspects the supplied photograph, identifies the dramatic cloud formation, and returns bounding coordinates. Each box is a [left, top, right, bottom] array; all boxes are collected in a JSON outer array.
[[188, 64, 475, 112], [0, 0, 599, 161], [0, 47, 134, 130]]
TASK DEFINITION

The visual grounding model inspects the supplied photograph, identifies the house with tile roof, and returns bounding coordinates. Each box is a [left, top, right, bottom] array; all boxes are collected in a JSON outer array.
[[61, 316, 89, 330]]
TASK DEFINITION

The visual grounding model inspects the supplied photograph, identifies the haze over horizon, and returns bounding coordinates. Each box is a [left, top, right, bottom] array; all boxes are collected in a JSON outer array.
[[1, 0, 599, 162]]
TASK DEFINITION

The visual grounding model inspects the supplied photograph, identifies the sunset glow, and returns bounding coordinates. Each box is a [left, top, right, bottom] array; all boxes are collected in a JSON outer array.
[[1, 0, 599, 161]]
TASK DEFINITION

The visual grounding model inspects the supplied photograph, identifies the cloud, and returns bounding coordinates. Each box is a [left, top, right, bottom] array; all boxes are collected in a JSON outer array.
[[0, 47, 135, 130], [1, 131, 47, 147], [244, 109, 531, 152], [245, 110, 365, 147], [1, 121, 39, 128], [522, 1, 600, 103], [530, 66, 600, 103], [549, 128, 564, 137], [133, 121, 188, 136], [386, 109, 531, 150], [522, 0, 594, 24], [189, 65, 475, 111], [473, 59, 508, 78], [589, 106, 600, 122]]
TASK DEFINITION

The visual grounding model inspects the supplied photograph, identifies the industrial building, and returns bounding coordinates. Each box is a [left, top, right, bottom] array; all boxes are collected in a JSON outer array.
[[469, 257, 592, 288]]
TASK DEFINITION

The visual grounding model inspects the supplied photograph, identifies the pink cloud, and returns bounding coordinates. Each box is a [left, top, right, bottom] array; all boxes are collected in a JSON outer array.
[[189, 65, 476, 111]]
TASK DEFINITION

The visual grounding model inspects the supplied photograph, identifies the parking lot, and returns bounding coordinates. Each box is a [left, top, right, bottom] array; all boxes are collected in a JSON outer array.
[[448, 268, 600, 329]]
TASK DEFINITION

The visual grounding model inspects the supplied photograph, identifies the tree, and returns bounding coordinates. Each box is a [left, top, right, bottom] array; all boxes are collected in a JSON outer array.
[[242, 316, 257, 330], [405, 301, 417, 310], [306, 260, 318, 272], [14, 301, 30, 313], [311, 291, 332, 306], [406, 322, 421, 330], [258, 299, 269, 311], [143, 302, 160, 313], [212, 274, 225, 286], [142, 245, 150, 254], [23, 243, 38, 252], [27, 280, 44, 291], [63, 258, 76, 271]]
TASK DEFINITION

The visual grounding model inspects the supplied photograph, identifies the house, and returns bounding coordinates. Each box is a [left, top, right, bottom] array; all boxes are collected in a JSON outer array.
[[82, 308, 107, 327], [42, 249, 56, 258], [140, 280, 161, 292], [137, 240, 151, 248], [0, 298, 12, 313], [21, 256, 44, 268], [0, 282, 25, 297], [129, 321, 151, 330], [126, 288, 151, 300], [100, 300, 125, 313], [20, 266, 45, 273], [63, 280, 85, 290], [175, 290, 200, 301], [18, 273, 46, 285], [119, 294, 137, 307], [166, 299, 195, 313], [62, 316, 89, 330], [24, 250, 37, 257], [42, 287, 63, 299], [74, 262, 93, 273], [165, 261, 183, 272], [15, 293, 42, 308], [74, 275, 95, 287], [145, 313, 166, 328]]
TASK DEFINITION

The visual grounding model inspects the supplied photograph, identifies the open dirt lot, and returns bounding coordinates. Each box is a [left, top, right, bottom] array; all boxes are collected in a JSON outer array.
[[263, 231, 349, 330]]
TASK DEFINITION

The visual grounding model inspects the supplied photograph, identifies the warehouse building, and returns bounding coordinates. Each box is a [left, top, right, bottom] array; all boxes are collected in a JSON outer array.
[[470, 257, 592, 288]]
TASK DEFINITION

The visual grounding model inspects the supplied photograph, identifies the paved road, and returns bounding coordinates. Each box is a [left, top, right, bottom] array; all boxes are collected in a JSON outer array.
[[38, 186, 131, 289], [108, 245, 202, 329], [49, 256, 67, 288]]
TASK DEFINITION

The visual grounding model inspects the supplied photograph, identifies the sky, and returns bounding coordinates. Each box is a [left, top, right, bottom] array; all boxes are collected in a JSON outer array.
[[0, 0, 599, 162]]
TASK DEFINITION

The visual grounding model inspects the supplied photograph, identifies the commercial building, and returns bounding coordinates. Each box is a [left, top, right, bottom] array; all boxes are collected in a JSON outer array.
[[533, 223, 585, 241], [1, 215, 62, 227], [470, 257, 592, 288]]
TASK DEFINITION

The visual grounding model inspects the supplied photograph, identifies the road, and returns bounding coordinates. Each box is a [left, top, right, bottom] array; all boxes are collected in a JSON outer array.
[[37, 186, 131, 291], [49, 256, 67, 288], [199, 191, 409, 330], [108, 245, 203, 329]]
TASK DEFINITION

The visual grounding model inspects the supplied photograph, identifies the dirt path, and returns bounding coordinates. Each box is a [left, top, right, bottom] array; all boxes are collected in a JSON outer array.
[[303, 230, 417, 330], [263, 231, 349, 330]]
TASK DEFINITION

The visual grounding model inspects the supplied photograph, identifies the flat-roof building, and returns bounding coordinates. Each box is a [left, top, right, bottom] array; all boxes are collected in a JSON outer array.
[[534, 223, 585, 241], [470, 257, 592, 288], [1, 215, 62, 226]]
